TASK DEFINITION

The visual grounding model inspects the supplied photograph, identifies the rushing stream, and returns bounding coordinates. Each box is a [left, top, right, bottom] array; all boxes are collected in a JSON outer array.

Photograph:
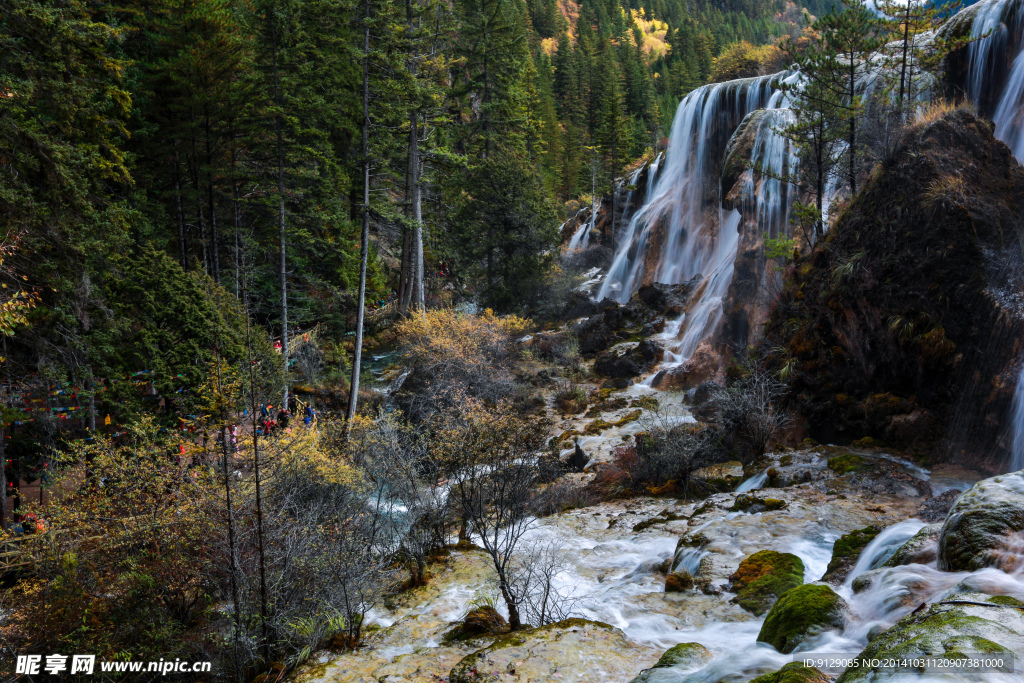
[[485, 453, 1024, 682]]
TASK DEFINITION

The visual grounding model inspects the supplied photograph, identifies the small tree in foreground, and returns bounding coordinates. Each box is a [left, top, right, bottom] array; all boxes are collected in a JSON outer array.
[[436, 400, 550, 631]]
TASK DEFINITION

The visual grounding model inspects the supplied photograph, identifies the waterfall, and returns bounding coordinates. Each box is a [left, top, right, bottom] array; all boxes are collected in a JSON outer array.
[[735, 470, 768, 493], [617, 162, 648, 236], [965, 0, 1019, 105], [1010, 365, 1024, 471], [566, 217, 591, 252], [994, 46, 1024, 158], [962, 0, 1024, 471], [598, 75, 783, 305], [635, 74, 803, 371]]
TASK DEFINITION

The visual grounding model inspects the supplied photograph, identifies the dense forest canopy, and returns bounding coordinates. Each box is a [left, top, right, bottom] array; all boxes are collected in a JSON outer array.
[[0, 0, 818, 427], [6, 0, 1024, 679]]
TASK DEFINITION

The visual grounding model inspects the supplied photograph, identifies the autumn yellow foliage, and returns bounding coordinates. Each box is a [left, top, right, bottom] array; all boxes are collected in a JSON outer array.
[[711, 41, 786, 83], [395, 308, 531, 381]]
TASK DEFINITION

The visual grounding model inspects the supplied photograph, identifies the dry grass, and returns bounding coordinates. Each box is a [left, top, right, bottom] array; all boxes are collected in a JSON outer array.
[[922, 173, 968, 211], [913, 98, 975, 128]]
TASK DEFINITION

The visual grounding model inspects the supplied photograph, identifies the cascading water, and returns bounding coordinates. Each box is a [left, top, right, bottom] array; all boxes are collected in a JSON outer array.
[[598, 75, 783, 305], [959, 0, 1024, 471], [597, 73, 803, 373]]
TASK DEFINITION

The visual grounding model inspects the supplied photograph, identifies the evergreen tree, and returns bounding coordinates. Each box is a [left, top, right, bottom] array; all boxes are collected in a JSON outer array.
[[450, 151, 558, 312], [810, 0, 885, 195]]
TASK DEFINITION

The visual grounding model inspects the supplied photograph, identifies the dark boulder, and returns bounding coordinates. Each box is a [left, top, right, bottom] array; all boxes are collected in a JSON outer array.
[[761, 109, 1024, 467], [632, 282, 695, 316], [593, 340, 660, 378]]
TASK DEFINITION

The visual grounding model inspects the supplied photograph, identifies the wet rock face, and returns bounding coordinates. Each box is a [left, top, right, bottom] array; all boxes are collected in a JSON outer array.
[[651, 341, 724, 391], [757, 583, 847, 654], [938, 470, 1024, 572], [633, 283, 693, 316], [448, 619, 644, 683], [883, 523, 942, 568], [762, 110, 1024, 466], [594, 341, 660, 378], [822, 526, 882, 584], [915, 488, 961, 523], [629, 642, 713, 682], [835, 595, 1024, 683], [729, 550, 805, 615], [570, 280, 699, 358]]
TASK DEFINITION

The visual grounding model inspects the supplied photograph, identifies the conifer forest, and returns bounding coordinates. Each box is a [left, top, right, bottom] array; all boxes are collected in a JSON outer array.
[[3, 0, 1024, 679]]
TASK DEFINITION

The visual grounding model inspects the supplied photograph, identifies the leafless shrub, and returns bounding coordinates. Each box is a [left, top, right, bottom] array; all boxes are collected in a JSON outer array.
[[717, 358, 792, 462], [632, 407, 724, 496], [441, 402, 551, 631], [509, 537, 584, 626]]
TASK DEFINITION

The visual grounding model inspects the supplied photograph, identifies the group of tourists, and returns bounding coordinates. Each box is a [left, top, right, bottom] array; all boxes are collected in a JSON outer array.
[[254, 401, 317, 435], [368, 289, 399, 312]]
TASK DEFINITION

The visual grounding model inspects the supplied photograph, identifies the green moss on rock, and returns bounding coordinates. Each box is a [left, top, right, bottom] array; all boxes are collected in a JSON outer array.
[[757, 584, 847, 653], [835, 601, 1022, 683], [827, 454, 871, 474], [729, 550, 805, 616], [631, 396, 660, 411], [822, 526, 881, 582], [750, 662, 830, 683], [653, 642, 712, 669], [988, 595, 1024, 607], [628, 642, 713, 682], [665, 571, 693, 592]]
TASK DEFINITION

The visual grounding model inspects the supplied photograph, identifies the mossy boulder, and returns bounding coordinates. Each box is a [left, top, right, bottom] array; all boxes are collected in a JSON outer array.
[[749, 662, 830, 683], [731, 494, 787, 513], [883, 522, 942, 568], [827, 454, 871, 474], [665, 571, 693, 592], [449, 619, 642, 683], [757, 584, 847, 653], [835, 597, 1024, 682], [822, 526, 881, 583], [631, 396, 660, 411], [462, 606, 507, 635], [729, 550, 805, 616], [629, 642, 713, 682], [654, 642, 712, 669], [441, 606, 509, 644], [938, 471, 1024, 572]]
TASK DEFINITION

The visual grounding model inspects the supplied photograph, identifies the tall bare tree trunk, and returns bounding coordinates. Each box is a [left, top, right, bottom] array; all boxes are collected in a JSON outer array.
[[406, 0, 425, 317], [398, 228, 412, 314], [231, 140, 242, 298], [213, 331, 242, 683], [410, 112, 425, 316], [243, 288, 270, 665], [174, 143, 188, 270], [271, 20, 290, 410], [347, 0, 372, 422], [205, 116, 220, 283]]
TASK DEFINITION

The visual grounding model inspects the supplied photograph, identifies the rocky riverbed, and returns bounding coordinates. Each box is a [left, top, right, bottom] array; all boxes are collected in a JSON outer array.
[[294, 439, 1024, 683]]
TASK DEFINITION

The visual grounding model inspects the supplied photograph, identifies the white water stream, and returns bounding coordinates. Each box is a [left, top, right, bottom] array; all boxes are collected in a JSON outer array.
[[492, 485, 1024, 682]]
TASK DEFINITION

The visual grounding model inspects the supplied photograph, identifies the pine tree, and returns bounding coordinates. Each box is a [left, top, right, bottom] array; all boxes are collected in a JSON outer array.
[[811, 0, 885, 195]]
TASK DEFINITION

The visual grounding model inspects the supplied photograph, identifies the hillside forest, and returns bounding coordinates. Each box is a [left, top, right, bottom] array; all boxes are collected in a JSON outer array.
[[5, 0, 1024, 680]]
